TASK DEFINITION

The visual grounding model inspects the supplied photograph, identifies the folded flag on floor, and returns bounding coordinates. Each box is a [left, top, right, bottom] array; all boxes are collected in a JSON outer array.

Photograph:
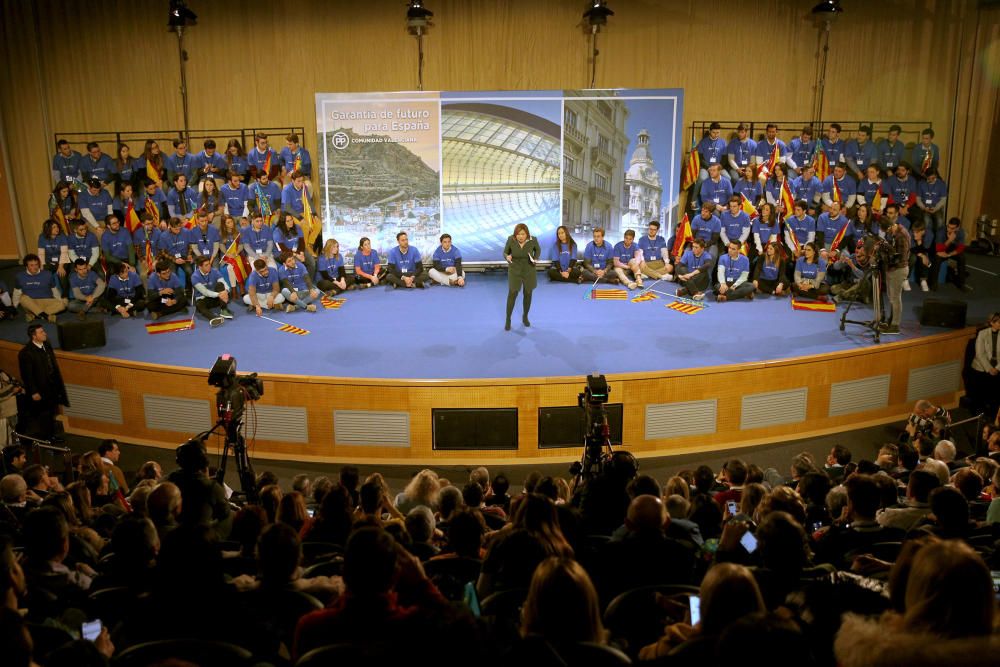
[[277, 324, 310, 336], [791, 298, 836, 312], [586, 289, 629, 300], [321, 296, 346, 310], [667, 301, 704, 315], [145, 319, 194, 335], [631, 293, 658, 303]]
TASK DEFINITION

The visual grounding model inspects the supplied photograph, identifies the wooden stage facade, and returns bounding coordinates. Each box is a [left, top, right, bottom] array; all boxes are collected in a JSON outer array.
[[0, 328, 974, 465]]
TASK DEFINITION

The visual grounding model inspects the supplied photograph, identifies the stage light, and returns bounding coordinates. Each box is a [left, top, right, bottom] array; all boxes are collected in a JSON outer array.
[[407, 0, 433, 28], [583, 1, 614, 28], [167, 0, 197, 28], [811, 0, 844, 17]]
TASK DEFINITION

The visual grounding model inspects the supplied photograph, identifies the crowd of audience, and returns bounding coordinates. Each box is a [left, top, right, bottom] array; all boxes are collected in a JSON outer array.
[[1, 400, 999, 666]]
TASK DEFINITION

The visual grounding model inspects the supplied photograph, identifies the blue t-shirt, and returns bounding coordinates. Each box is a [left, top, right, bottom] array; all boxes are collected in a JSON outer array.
[[52, 151, 83, 181], [719, 253, 750, 282], [37, 233, 68, 266], [78, 188, 113, 218], [69, 270, 100, 297], [133, 227, 160, 251], [844, 140, 877, 174], [788, 137, 816, 169], [101, 227, 132, 260], [876, 139, 907, 171], [917, 179, 948, 208], [679, 249, 713, 272], [272, 225, 303, 256], [108, 271, 141, 299], [67, 231, 99, 261], [248, 147, 279, 174], [317, 254, 344, 278], [186, 225, 221, 257], [636, 235, 666, 262], [819, 138, 846, 165], [432, 245, 462, 268], [696, 136, 727, 166], [550, 243, 576, 271], [822, 175, 857, 202], [354, 249, 380, 274], [752, 219, 780, 247], [753, 139, 787, 166], [727, 137, 757, 168], [280, 147, 312, 176], [114, 158, 138, 183], [885, 175, 917, 206], [758, 258, 781, 281], [278, 260, 310, 291], [80, 153, 115, 182], [795, 257, 827, 281], [690, 214, 721, 243], [387, 246, 423, 273], [613, 240, 640, 264], [226, 155, 249, 177], [911, 143, 940, 174], [733, 179, 762, 204], [699, 178, 733, 207], [281, 184, 311, 216], [15, 269, 58, 299], [221, 182, 250, 216], [191, 267, 226, 297], [250, 182, 282, 215], [156, 229, 190, 257], [166, 187, 198, 217], [244, 226, 273, 254], [194, 150, 227, 177], [148, 272, 183, 294], [245, 270, 278, 295], [791, 175, 822, 205], [719, 211, 751, 242], [165, 152, 196, 182], [787, 215, 816, 245], [817, 214, 849, 248], [584, 240, 613, 268]]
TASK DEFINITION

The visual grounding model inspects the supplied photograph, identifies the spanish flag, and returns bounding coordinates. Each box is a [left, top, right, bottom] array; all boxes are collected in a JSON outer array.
[[681, 145, 699, 191], [146, 158, 162, 189], [146, 318, 194, 334], [739, 241, 750, 257], [831, 177, 842, 204], [222, 235, 250, 291], [740, 193, 759, 219], [53, 207, 69, 235], [672, 213, 693, 258], [814, 144, 831, 182], [292, 152, 302, 173], [780, 179, 795, 217], [920, 150, 932, 175], [792, 298, 835, 312], [872, 187, 883, 217], [829, 221, 850, 252], [124, 200, 141, 234], [758, 143, 780, 179]]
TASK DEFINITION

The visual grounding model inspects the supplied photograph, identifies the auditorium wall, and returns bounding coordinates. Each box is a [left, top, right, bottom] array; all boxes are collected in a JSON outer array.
[[1, 0, 998, 250]]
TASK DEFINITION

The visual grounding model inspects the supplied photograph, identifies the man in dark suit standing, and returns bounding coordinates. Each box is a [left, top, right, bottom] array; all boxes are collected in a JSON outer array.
[[17, 324, 68, 442]]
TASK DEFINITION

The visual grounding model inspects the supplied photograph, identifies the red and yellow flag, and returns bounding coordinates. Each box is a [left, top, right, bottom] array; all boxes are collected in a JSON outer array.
[[53, 206, 69, 235], [222, 235, 250, 291], [830, 221, 850, 252], [146, 159, 162, 189], [740, 193, 759, 219], [872, 188, 883, 217], [758, 143, 780, 179], [681, 146, 700, 191], [124, 200, 141, 234], [672, 213, 694, 258], [792, 298, 835, 312], [920, 150, 932, 175], [814, 144, 831, 181], [144, 197, 161, 227], [146, 318, 194, 334], [780, 179, 795, 217]]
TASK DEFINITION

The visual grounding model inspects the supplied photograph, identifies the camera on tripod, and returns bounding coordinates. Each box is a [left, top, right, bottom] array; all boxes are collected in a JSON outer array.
[[208, 354, 263, 423], [569, 374, 613, 486]]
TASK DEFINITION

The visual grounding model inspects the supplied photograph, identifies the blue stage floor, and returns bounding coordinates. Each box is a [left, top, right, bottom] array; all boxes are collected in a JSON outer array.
[[1, 256, 996, 380]]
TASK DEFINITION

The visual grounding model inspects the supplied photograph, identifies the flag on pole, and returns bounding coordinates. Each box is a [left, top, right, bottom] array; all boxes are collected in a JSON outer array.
[[221, 235, 250, 291], [780, 179, 795, 215], [52, 206, 68, 235], [829, 221, 850, 252], [872, 187, 883, 217], [831, 177, 842, 204], [681, 144, 700, 191], [758, 143, 780, 180], [814, 143, 831, 181], [739, 241, 751, 257], [920, 150, 932, 175], [124, 200, 141, 234], [672, 213, 694, 258], [146, 159, 162, 190], [740, 193, 759, 219]]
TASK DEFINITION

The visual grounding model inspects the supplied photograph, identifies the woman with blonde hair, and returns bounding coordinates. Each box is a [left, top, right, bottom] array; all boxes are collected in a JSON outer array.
[[663, 475, 690, 501], [395, 469, 441, 514], [316, 238, 354, 295], [521, 557, 607, 645]]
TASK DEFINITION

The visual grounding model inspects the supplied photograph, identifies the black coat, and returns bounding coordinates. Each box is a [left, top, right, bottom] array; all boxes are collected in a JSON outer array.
[[17, 341, 68, 409]]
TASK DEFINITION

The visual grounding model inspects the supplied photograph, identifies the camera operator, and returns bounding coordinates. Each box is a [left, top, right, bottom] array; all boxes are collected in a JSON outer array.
[[830, 241, 871, 305], [878, 203, 911, 335]]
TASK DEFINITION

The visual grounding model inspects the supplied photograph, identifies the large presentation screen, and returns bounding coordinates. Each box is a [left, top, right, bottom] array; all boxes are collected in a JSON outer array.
[[315, 88, 683, 265]]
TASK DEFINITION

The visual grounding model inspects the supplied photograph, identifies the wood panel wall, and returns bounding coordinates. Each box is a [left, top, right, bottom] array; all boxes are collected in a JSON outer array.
[[1, 1, 998, 252], [0, 328, 972, 465]]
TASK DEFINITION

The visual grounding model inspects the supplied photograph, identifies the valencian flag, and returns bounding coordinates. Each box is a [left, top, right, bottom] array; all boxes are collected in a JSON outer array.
[[672, 214, 694, 258], [144, 197, 161, 227], [124, 200, 141, 234], [222, 236, 250, 292], [740, 193, 759, 219], [144, 237, 155, 273], [829, 221, 850, 252], [758, 143, 780, 179], [813, 143, 831, 181], [681, 144, 700, 191], [780, 179, 795, 218]]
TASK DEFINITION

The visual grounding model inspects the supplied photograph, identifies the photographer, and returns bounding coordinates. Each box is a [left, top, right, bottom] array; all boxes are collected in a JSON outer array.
[[829, 242, 871, 305], [878, 203, 911, 335]]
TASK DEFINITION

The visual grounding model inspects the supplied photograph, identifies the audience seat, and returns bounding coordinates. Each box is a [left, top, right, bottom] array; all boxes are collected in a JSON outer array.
[[504, 635, 633, 666], [113, 638, 253, 667], [87, 586, 134, 632], [302, 556, 344, 578], [243, 587, 323, 650], [602, 584, 699, 657], [423, 557, 482, 600], [301, 541, 344, 565], [296, 642, 406, 665]]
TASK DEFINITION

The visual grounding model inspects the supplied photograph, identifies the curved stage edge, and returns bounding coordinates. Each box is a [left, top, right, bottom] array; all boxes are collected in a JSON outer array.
[[0, 328, 973, 466]]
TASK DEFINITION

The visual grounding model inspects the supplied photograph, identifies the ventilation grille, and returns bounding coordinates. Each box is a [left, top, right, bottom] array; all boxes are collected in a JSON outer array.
[[143, 395, 212, 433], [63, 384, 122, 424], [741, 388, 808, 430], [250, 405, 308, 443], [907, 361, 961, 402], [334, 410, 410, 447], [828, 375, 891, 417], [645, 400, 717, 439]]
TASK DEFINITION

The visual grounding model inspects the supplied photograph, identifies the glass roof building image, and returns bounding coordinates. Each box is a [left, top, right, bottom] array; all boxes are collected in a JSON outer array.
[[441, 103, 562, 262]]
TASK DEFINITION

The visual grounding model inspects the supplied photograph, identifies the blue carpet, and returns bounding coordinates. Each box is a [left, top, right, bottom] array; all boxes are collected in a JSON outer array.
[[1, 256, 996, 380]]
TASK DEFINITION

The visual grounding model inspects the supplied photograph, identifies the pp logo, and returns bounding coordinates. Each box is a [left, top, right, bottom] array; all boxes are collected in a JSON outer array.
[[332, 132, 350, 150]]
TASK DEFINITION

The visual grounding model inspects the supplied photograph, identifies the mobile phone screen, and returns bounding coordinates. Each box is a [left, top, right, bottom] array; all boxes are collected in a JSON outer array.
[[689, 595, 701, 626], [727, 501, 738, 515], [463, 581, 481, 618], [82, 619, 102, 642], [740, 531, 758, 553]]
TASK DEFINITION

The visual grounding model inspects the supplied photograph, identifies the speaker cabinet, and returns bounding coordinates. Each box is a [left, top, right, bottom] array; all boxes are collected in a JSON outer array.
[[919, 298, 967, 329], [57, 319, 107, 351], [432, 408, 518, 450]]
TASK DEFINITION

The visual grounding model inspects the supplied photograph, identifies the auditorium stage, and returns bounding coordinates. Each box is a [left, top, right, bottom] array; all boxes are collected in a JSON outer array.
[[0, 255, 994, 465]]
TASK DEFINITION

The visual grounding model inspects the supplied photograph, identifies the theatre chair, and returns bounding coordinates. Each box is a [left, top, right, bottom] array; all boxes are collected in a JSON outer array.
[[296, 642, 400, 665], [602, 585, 700, 658], [114, 639, 253, 667], [87, 586, 133, 633], [303, 556, 344, 578], [242, 587, 323, 651], [422, 557, 482, 601], [504, 635, 633, 666], [480, 587, 531, 644], [300, 541, 344, 565]]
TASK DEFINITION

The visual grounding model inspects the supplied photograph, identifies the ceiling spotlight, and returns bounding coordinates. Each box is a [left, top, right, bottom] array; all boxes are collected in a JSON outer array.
[[407, 0, 433, 30], [811, 0, 844, 15], [583, 1, 614, 29], [168, 0, 197, 28]]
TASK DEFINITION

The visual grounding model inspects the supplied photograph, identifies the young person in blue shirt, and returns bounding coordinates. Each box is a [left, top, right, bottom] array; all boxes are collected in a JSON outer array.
[[715, 240, 754, 302], [135, 140, 166, 192], [67, 220, 100, 272], [816, 201, 850, 255], [133, 213, 160, 285], [696, 122, 730, 183], [908, 220, 934, 293], [885, 164, 918, 219], [241, 213, 276, 268], [752, 203, 781, 259], [191, 255, 233, 325], [164, 138, 196, 185], [916, 170, 948, 235], [107, 262, 145, 318], [225, 139, 250, 182], [429, 234, 465, 287], [37, 219, 68, 283], [547, 225, 582, 283], [691, 202, 722, 254], [792, 242, 829, 300], [272, 214, 315, 277], [222, 171, 251, 224], [877, 125, 907, 176], [197, 178, 225, 227], [753, 123, 788, 186], [752, 241, 787, 297], [187, 212, 222, 266], [244, 258, 285, 315], [847, 204, 876, 250], [699, 163, 733, 213], [195, 139, 228, 185], [79, 142, 116, 184], [675, 237, 713, 301], [791, 165, 822, 216], [353, 237, 385, 287], [844, 126, 878, 181], [786, 127, 816, 176], [613, 229, 643, 289], [733, 166, 763, 207], [316, 238, 355, 294], [112, 143, 138, 192], [139, 179, 168, 229], [386, 232, 429, 289], [932, 217, 970, 292], [113, 182, 144, 230], [52, 139, 83, 185], [764, 164, 793, 216], [166, 174, 199, 226], [580, 228, 619, 285], [726, 124, 757, 182], [821, 164, 858, 212], [636, 220, 673, 282], [911, 128, 940, 179], [78, 178, 113, 235], [66, 258, 106, 317], [856, 164, 885, 215], [719, 196, 751, 251], [248, 133, 281, 182], [784, 201, 816, 260], [280, 172, 319, 253], [250, 172, 283, 225], [277, 251, 320, 312], [146, 260, 188, 320], [13, 255, 66, 322], [281, 133, 312, 182], [820, 124, 847, 166], [48, 181, 80, 229], [155, 217, 194, 288], [100, 214, 135, 276]]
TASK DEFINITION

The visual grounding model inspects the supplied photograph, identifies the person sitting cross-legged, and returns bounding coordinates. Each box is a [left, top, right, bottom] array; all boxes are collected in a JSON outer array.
[[146, 260, 189, 320], [277, 250, 319, 313], [191, 255, 233, 326], [715, 240, 754, 302], [243, 258, 285, 316], [107, 262, 146, 318], [386, 231, 429, 289], [429, 233, 465, 287], [66, 258, 106, 319], [13, 253, 67, 323], [792, 242, 829, 300], [675, 237, 714, 301]]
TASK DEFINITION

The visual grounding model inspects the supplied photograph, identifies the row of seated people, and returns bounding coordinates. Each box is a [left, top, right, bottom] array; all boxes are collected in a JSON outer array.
[[1, 401, 998, 665]]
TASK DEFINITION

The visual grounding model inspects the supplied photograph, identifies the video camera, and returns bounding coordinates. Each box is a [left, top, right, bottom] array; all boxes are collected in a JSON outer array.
[[570, 374, 612, 485], [208, 355, 263, 424]]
